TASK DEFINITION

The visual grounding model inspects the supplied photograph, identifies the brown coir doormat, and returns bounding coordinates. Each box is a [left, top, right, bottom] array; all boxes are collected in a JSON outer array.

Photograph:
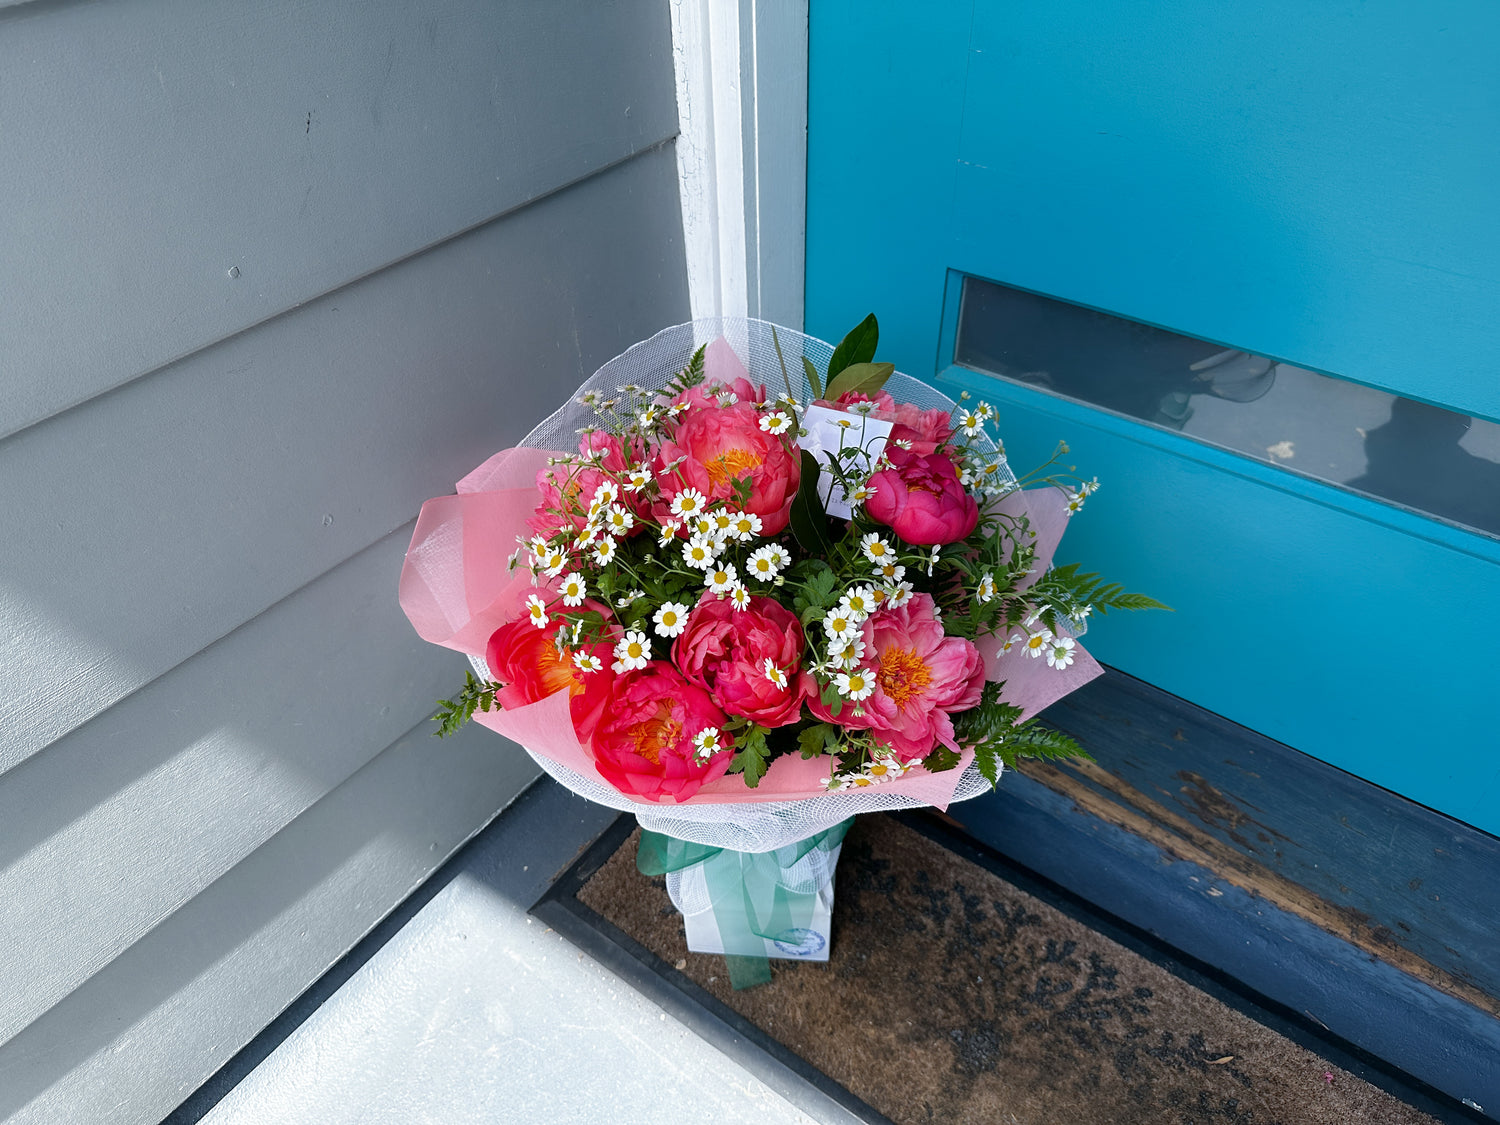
[[572, 814, 1448, 1125]]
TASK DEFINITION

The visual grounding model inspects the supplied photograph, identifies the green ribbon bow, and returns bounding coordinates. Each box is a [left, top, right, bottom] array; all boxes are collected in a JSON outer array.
[[637, 818, 855, 989]]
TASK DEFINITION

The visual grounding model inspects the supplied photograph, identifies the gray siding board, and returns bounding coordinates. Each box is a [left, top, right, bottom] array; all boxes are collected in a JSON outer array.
[[0, 713, 541, 1125], [3, 142, 689, 773], [0, 528, 468, 1047], [0, 0, 678, 439]]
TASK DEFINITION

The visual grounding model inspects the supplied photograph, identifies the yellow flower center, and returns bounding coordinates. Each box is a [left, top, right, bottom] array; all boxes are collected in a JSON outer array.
[[878, 646, 932, 710], [631, 706, 682, 765], [705, 447, 762, 489]]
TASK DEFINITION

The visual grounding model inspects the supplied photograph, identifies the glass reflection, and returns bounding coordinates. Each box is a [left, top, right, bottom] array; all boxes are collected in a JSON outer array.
[[954, 276, 1500, 538]]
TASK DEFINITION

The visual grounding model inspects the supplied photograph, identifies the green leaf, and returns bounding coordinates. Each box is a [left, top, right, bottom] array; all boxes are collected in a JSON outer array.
[[797, 723, 840, 759], [924, 744, 962, 773], [827, 314, 879, 383], [771, 327, 796, 403], [788, 449, 835, 555], [974, 741, 1003, 787], [824, 361, 895, 403], [729, 724, 771, 788], [801, 355, 823, 399]]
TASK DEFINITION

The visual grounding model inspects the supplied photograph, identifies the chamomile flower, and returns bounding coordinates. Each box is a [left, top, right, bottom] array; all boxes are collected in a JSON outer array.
[[615, 589, 644, 608], [682, 537, 719, 569], [572, 651, 603, 675], [975, 401, 995, 420], [636, 404, 661, 427], [866, 755, 908, 781], [1000, 634, 1020, 655], [727, 511, 762, 540], [827, 634, 867, 667], [686, 514, 717, 539], [746, 545, 785, 581], [958, 409, 985, 437], [573, 526, 598, 551], [823, 608, 860, 642], [834, 668, 875, 701], [525, 594, 548, 629], [874, 561, 906, 584], [976, 572, 997, 603], [652, 601, 690, 638], [891, 438, 913, 450], [728, 584, 752, 611], [1022, 628, 1053, 659], [776, 393, 801, 410], [762, 659, 789, 690], [590, 480, 619, 510], [692, 727, 724, 762], [1080, 477, 1100, 496], [846, 480, 878, 505], [612, 630, 651, 673], [657, 520, 680, 547], [860, 533, 894, 564], [557, 572, 587, 606], [591, 537, 618, 566], [710, 510, 736, 536], [1047, 635, 1077, 669], [1073, 604, 1094, 620], [840, 585, 878, 618], [667, 402, 690, 418], [881, 580, 915, 609], [624, 466, 653, 492], [603, 505, 634, 535], [704, 563, 738, 594], [759, 410, 793, 435], [1065, 491, 1085, 516], [927, 545, 942, 576], [670, 488, 709, 519]]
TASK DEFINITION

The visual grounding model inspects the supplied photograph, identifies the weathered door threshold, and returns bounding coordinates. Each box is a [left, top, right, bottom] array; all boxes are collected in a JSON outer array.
[[947, 668, 1499, 1117]]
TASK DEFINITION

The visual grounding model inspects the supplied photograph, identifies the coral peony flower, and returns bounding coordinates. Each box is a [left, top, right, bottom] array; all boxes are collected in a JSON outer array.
[[672, 375, 765, 415], [809, 593, 985, 761], [864, 445, 979, 545], [591, 662, 729, 801], [528, 431, 650, 540], [485, 600, 618, 741], [653, 398, 801, 535], [673, 593, 814, 727]]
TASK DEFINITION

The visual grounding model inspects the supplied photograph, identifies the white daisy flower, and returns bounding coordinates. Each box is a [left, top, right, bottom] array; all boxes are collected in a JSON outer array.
[[670, 488, 709, 518], [881, 580, 915, 609], [1074, 604, 1094, 620], [557, 572, 587, 606], [759, 410, 792, 435], [686, 514, 716, 539], [834, 668, 875, 701], [705, 563, 738, 594], [959, 410, 984, 437], [637, 404, 661, 427], [860, 533, 894, 564], [573, 526, 598, 551], [1022, 628, 1053, 659], [1000, 634, 1020, 654], [692, 727, 724, 762], [615, 589, 644, 608], [891, 438, 913, 450], [590, 480, 619, 509], [746, 551, 779, 582], [604, 505, 634, 535], [975, 401, 995, 420], [927, 545, 942, 576], [682, 537, 719, 569], [668, 402, 690, 417], [840, 585, 877, 618], [976, 572, 996, 603], [846, 480, 878, 505], [612, 630, 651, 673], [727, 511, 762, 541], [763, 659, 789, 690], [766, 543, 791, 569], [1081, 477, 1101, 496], [1065, 491, 1085, 516], [777, 393, 801, 410], [591, 537, 617, 566], [728, 584, 752, 611], [1047, 636, 1076, 669], [572, 651, 603, 675], [657, 520, 680, 547], [866, 755, 908, 781], [708, 510, 734, 536], [624, 467, 653, 492], [827, 634, 867, 666], [823, 608, 860, 641], [525, 594, 549, 629], [653, 601, 690, 638], [875, 561, 906, 584]]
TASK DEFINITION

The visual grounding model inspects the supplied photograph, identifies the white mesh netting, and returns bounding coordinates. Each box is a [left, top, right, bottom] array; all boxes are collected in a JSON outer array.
[[473, 317, 1004, 853]]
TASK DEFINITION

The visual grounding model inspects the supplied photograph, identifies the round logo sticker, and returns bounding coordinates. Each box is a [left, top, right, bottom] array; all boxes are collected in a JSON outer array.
[[771, 927, 827, 957]]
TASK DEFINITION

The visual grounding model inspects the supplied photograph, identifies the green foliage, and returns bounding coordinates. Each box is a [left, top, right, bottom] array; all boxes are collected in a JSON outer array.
[[824, 361, 894, 402], [788, 449, 835, 555], [791, 562, 841, 623], [1033, 561, 1172, 616], [797, 723, 841, 759], [923, 743, 962, 773], [802, 355, 822, 399], [729, 723, 772, 788], [826, 313, 879, 383], [432, 671, 500, 738], [951, 680, 1089, 787]]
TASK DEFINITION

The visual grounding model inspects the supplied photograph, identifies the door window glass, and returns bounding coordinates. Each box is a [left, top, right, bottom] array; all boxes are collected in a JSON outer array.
[[955, 275, 1500, 538]]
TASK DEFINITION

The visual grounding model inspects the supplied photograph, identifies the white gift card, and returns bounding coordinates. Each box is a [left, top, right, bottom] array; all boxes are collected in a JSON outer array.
[[676, 846, 842, 962], [798, 404, 893, 519]]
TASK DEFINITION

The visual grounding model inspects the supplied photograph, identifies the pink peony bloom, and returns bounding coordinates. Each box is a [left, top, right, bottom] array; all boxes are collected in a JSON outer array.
[[590, 662, 729, 802], [673, 593, 814, 727], [809, 594, 985, 761], [485, 600, 618, 742], [672, 375, 766, 416], [528, 430, 646, 539], [653, 399, 801, 534], [829, 390, 954, 456], [864, 445, 979, 545]]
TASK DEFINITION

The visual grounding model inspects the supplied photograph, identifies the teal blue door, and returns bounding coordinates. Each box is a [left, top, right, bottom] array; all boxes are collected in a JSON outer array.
[[805, 2, 1500, 835]]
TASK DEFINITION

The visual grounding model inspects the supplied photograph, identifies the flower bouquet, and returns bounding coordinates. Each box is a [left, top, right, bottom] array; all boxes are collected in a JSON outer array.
[[400, 316, 1160, 985]]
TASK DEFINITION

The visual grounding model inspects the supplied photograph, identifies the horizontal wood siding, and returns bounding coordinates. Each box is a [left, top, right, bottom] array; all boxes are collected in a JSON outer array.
[[0, 2, 687, 1121]]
